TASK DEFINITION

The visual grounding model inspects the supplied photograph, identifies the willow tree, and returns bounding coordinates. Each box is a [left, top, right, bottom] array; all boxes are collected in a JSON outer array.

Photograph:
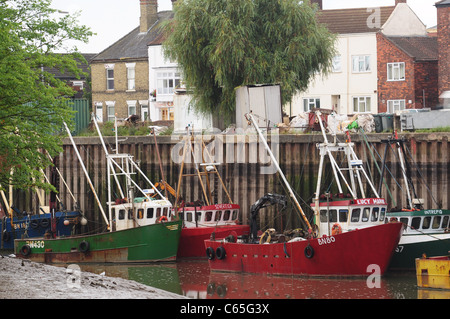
[[0, 0, 92, 191], [163, 0, 336, 118]]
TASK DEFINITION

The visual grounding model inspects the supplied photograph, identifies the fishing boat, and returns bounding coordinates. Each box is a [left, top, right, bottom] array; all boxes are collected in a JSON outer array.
[[205, 111, 403, 277], [415, 253, 450, 290], [172, 128, 249, 258], [1, 157, 83, 250], [14, 115, 181, 263], [377, 135, 450, 270]]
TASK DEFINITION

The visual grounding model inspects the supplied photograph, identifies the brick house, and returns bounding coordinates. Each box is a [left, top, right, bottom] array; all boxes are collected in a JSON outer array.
[[90, 0, 172, 122], [377, 35, 439, 112], [436, 0, 450, 101], [291, 0, 434, 115]]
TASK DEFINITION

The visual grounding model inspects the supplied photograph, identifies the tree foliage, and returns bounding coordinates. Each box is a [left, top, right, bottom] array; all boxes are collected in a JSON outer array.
[[0, 0, 92, 191], [163, 0, 336, 118]]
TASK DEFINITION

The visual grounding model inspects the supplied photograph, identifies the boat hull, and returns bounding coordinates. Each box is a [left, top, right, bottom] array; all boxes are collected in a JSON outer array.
[[389, 234, 450, 270], [1, 211, 81, 250], [14, 220, 182, 264], [177, 225, 250, 258], [205, 223, 403, 277], [416, 255, 450, 290]]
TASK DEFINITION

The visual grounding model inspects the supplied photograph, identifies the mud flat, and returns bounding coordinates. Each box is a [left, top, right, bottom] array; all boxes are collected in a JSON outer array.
[[0, 255, 187, 299]]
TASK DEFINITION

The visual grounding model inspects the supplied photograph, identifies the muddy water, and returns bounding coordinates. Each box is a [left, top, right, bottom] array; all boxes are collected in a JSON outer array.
[[79, 259, 446, 300]]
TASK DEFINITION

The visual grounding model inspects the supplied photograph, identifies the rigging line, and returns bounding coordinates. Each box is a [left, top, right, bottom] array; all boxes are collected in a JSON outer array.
[[358, 129, 396, 204], [363, 132, 403, 190], [403, 143, 440, 208]]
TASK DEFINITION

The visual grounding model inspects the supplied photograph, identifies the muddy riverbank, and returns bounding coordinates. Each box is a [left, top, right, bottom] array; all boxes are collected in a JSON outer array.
[[0, 255, 187, 299]]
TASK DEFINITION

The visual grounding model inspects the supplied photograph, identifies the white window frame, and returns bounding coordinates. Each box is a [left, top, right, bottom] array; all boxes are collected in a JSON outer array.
[[387, 100, 406, 113], [387, 62, 405, 81], [126, 63, 136, 91], [105, 64, 115, 90], [303, 98, 320, 112], [332, 55, 342, 73], [353, 96, 371, 113], [156, 71, 181, 95], [352, 55, 371, 73], [105, 101, 115, 122], [127, 100, 137, 117]]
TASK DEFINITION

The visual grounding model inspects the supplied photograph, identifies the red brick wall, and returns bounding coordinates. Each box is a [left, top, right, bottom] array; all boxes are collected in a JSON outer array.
[[437, 5, 450, 96], [377, 33, 415, 113], [414, 61, 439, 109]]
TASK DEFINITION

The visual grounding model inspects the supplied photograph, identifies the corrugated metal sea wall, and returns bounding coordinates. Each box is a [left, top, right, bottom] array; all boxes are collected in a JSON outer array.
[[20, 132, 450, 232]]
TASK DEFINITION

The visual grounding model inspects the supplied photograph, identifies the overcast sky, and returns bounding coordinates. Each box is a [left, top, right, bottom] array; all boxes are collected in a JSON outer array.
[[50, 0, 439, 54]]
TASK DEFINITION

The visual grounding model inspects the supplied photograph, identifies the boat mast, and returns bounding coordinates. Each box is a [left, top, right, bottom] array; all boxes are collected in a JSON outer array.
[[63, 122, 110, 229], [245, 113, 312, 231]]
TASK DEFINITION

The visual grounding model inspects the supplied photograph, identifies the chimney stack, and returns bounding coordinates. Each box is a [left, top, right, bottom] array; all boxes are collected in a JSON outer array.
[[140, 0, 158, 33], [310, 0, 323, 10], [395, 0, 407, 5]]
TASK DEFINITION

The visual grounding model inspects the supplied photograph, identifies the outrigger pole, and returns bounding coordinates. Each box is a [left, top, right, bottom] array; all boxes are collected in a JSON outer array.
[[245, 113, 313, 232], [63, 122, 110, 229]]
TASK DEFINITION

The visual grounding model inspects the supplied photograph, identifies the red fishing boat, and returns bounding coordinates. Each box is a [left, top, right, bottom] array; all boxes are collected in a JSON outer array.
[[205, 112, 403, 276], [167, 128, 249, 258]]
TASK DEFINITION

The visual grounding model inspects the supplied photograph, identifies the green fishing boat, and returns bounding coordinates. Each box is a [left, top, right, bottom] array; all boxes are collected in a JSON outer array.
[[15, 115, 181, 263]]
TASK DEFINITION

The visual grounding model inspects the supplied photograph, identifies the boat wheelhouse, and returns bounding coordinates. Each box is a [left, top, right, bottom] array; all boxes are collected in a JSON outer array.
[[178, 204, 241, 229], [376, 135, 450, 269], [173, 129, 249, 258], [312, 197, 387, 236], [14, 115, 181, 263], [205, 111, 403, 277]]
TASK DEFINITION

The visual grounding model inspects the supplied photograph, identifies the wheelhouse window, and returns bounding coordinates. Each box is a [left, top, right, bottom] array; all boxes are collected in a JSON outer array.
[[320, 209, 337, 223], [137, 209, 144, 219], [351, 208, 361, 222], [411, 217, 421, 230], [147, 207, 154, 218], [214, 211, 222, 221], [339, 209, 348, 222], [205, 211, 213, 222], [442, 216, 449, 229], [362, 208, 370, 222], [119, 209, 125, 220], [380, 208, 386, 221], [231, 210, 238, 220], [371, 207, 379, 222], [223, 210, 231, 221], [422, 216, 431, 229], [432, 216, 441, 229]]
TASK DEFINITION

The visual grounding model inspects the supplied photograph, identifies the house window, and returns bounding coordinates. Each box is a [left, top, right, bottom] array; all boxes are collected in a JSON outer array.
[[105, 64, 115, 90], [352, 55, 371, 73], [127, 100, 137, 117], [387, 62, 405, 81], [332, 55, 342, 72], [353, 96, 371, 113], [126, 63, 136, 91], [156, 72, 181, 95], [387, 100, 406, 113], [303, 98, 320, 112], [106, 101, 115, 122]]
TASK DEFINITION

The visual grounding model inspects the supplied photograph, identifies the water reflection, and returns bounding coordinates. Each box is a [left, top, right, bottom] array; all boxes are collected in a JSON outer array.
[[79, 260, 440, 299]]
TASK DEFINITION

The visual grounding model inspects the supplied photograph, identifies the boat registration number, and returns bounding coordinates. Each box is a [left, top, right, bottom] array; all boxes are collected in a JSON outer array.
[[317, 236, 335, 246], [26, 240, 45, 249]]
